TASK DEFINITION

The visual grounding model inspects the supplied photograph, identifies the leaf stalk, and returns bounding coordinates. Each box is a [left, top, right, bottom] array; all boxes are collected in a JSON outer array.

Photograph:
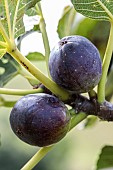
[[7, 48, 70, 101], [0, 87, 43, 96], [35, 3, 51, 77], [98, 21, 113, 103]]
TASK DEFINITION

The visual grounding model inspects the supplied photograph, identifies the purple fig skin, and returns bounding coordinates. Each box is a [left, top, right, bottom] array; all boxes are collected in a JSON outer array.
[[10, 93, 70, 147], [49, 35, 102, 93]]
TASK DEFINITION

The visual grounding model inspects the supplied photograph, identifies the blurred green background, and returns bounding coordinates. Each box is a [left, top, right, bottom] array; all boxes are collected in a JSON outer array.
[[0, 0, 113, 170]]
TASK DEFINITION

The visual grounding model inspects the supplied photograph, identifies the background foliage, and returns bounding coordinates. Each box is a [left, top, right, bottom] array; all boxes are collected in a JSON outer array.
[[0, 0, 113, 170]]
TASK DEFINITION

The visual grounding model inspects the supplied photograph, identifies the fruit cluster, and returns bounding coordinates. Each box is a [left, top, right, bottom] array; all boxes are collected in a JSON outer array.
[[10, 35, 103, 147]]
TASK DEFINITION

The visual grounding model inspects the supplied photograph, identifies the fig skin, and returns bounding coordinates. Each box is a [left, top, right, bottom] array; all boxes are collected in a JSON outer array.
[[10, 93, 70, 147], [49, 35, 102, 93]]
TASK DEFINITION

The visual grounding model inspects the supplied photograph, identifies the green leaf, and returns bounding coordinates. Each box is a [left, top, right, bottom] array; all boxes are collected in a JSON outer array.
[[96, 146, 113, 170], [76, 18, 110, 57], [0, 35, 7, 59], [71, 0, 113, 21], [33, 24, 41, 32], [76, 18, 97, 37], [0, 53, 20, 87], [0, 0, 41, 39], [57, 6, 76, 39], [26, 52, 45, 61], [0, 49, 7, 59]]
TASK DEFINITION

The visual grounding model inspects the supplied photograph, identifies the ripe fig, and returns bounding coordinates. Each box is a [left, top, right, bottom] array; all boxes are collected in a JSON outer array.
[[10, 93, 70, 147], [49, 35, 102, 93]]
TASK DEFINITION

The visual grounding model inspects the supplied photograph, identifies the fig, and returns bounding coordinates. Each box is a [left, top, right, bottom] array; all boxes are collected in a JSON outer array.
[[49, 35, 102, 93], [10, 93, 70, 147]]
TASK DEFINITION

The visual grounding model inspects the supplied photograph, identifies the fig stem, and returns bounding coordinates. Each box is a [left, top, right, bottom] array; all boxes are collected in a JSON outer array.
[[98, 21, 113, 103], [35, 3, 51, 77], [21, 112, 87, 170], [0, 4, 69, 101], [0, 87, 43, 96], [7, 48, 70, 101], [69, 112, 87, 130], [21, 146, 53, 170]]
